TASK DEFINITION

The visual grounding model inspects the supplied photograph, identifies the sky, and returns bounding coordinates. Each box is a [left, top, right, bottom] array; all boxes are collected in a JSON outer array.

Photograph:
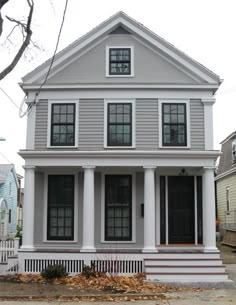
[[0, 0, 236, 177]]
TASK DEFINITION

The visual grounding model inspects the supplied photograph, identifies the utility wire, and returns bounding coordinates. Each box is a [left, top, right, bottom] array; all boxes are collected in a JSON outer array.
[[20, 0, 69, 118], [33, 0, 69, 101], [0, 87, 21, 111]]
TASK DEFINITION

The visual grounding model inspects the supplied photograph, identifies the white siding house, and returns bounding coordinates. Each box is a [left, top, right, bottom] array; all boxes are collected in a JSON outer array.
[[18, 12, 229, 283]]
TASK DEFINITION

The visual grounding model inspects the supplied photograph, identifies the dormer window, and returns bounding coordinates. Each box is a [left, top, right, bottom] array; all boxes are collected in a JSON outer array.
[[106, 46, 134, 77], [232, 139, 236, 162]]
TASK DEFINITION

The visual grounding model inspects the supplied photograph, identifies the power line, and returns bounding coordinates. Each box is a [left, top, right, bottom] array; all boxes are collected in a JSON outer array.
[[0, 151, 12, 164], [20, 0, 70, 118], [33, 0, 69, 100], [0, 87, 21, 111]]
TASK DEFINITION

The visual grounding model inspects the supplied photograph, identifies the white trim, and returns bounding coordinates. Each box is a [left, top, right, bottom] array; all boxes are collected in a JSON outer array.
[[215, 166, 236, 181], [165, 176, 168, 245], [43, 171, 78, 243], [100, 172, 136, 243], [105, 46, 134, 77], [158, 99, 191, 149], [201, 99, 214, 150], [194, 176, 198, 245], [23, 89, 214, 100], [155, 174, 160, 245], [22, 84, 219, 91], [22, 12, 219, 85], [47, 100, 79, 148], [104, 99, 136, 148]]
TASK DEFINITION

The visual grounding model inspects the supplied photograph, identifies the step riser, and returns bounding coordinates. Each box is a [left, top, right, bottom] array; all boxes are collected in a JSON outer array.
[[145, 260, 223, 266], [145, 254, 221, 259], [145, 267, 225, 273], [146, 274, 229, 281]]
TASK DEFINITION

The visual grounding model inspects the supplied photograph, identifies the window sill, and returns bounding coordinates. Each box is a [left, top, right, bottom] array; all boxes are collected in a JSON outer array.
[[105, 74, 134, 78], [159, 145, 191, 149], [47, 145, 79, 149]]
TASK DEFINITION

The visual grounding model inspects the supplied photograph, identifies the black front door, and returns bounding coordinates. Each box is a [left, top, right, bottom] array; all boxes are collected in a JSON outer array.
[[168, 176, 194, 244]]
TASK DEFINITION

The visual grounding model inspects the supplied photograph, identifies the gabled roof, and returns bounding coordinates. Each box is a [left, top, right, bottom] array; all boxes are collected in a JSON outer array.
[[0, 164, 18, 187], [220, 131, 236, 145], [21, 11, 221, 89]]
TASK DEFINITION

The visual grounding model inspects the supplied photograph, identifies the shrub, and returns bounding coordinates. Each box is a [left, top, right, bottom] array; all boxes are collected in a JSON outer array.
[[82, 263, 96, 278], [41, 264, 68, 279]]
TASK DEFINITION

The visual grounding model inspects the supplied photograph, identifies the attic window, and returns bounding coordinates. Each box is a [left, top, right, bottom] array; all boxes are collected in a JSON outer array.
[[106, 46, 134, 77], [232, 139, 236, 163]]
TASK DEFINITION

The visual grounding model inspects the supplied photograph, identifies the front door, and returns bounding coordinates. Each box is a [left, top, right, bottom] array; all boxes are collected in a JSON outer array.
[[168, 176, 194, 244]]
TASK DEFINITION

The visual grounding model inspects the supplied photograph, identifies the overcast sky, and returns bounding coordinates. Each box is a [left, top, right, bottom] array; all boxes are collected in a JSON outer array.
[[0, 0, 236, 176]]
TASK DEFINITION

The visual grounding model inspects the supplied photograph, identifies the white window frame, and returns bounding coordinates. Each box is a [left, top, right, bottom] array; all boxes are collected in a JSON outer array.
[[104, 99, 136, 148], [43, 171, 78, 243], [232, 139, 236, 163], [47, 100, 79, 148], [159, 99, 191, 149], [106, 46, 134, 77], [101, 172, 136, 243]]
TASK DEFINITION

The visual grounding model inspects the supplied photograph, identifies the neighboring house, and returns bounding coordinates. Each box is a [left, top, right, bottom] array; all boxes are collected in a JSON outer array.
[[18, 12, 229, 283], [0, 164, 19, 239], [17, 187, 24, 228], [215, 131, 236, 231]]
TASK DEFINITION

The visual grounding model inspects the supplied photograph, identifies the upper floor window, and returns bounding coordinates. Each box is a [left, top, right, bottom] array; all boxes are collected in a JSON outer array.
[[47, 100, 78, 148], [51, 104, 75, 146], [162, 103, 187, 147], [109, 48, 131, 75], [106, 46, 134, 77], [232, 139, 236, 163], [104, 100, 135, 148]]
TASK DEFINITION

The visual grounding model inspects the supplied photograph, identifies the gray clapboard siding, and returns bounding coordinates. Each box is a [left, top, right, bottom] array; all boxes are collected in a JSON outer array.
[[190, 99, 205, 150], [217, 173, 236, 227], [79, 99, 104, 150], [136, 99, 158, 150], [35, 100, 48, 149]]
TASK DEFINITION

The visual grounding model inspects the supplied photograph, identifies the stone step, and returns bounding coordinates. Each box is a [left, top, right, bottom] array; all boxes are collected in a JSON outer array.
[[146, 272, 229, 281]]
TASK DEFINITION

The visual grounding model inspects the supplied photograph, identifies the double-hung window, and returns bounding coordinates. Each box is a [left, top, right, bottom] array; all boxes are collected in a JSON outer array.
[[109, 48, 131, 75], [162, 103, 187, 146], [232, 139, 236, 162], [105, 175, 132, 241], [47, 175, 74, 240], [50, 103, 75, 146], [106, 46, 134, 77]]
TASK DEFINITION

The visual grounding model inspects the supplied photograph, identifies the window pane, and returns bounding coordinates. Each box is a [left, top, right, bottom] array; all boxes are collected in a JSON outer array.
[[105, 175, 132, 241], [51, 104, 75, 146], [162, 103, 186, 146], [47, 175, 74, 240]]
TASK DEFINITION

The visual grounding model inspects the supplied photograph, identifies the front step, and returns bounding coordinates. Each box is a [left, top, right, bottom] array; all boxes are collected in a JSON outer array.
[[144, 253, 229, 282]]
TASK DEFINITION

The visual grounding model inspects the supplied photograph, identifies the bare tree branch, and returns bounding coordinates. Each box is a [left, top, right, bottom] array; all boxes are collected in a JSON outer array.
[[0, 0, 34, 80], [0, 0, 9, 36]]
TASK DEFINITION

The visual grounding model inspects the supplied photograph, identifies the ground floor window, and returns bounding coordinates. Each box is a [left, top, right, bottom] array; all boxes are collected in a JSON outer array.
[[105, 175, 132, 241], [47, 175, 74, 240]]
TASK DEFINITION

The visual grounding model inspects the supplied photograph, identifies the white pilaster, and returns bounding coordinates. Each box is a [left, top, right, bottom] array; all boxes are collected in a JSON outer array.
[[21, 166, 35, 250], [81, 166, 96, 252], [201, 98, 215, 150], [143, 166, 157, 252], [203, 167, 218, 252]]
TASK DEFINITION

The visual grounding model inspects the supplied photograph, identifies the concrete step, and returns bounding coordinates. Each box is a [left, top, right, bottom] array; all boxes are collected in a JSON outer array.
[[146, 272, 229, 281], [144, 258, 223, 266], [145, 265, 226, 273]]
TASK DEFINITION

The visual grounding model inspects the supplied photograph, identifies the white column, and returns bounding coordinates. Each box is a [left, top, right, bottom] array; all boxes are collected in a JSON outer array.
[[21, 166, 35, 250], [156, 174, 161, 246], [81, 166, 96, 252], [203, 167, 218, 252], [143, 166, 157, 252], [201, 98, 215, 150]]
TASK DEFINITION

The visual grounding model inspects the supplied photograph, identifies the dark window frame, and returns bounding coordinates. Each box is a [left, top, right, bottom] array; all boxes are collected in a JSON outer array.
[[107, 103, 132, 146], [47, 175, 74, 241], [109, 48, 131, 75], [105, 175, 132, 241], [162, 103, 187, 146], [50, 103, 75, 146]]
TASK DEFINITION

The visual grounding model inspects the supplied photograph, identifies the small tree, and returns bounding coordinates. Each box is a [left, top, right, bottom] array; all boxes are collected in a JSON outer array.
[[0, 0, 34, 80]]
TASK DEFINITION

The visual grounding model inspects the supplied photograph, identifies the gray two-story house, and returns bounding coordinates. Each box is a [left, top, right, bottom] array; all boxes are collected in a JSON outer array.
[[18, 12, 228, 283]]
